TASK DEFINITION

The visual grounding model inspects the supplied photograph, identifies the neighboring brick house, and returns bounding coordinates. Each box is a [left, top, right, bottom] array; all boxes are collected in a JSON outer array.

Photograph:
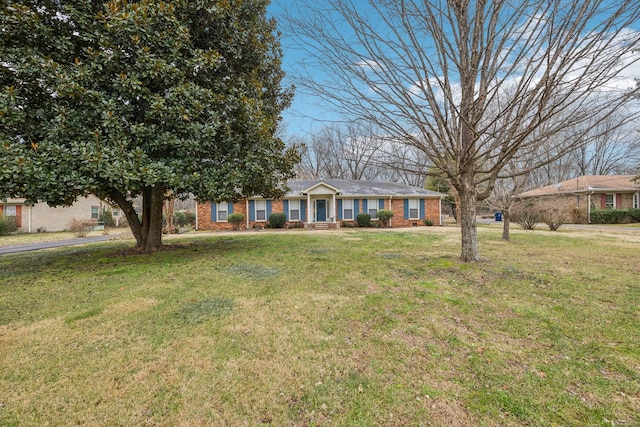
[[518, 175, 640, 223], [197, 179, 445, 231], [0, 195, 122, 233]]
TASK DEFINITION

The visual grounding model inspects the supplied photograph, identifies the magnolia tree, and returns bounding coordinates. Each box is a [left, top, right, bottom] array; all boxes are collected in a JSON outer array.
[[0, 0, 299, 251], [285, 0, 640, 261]]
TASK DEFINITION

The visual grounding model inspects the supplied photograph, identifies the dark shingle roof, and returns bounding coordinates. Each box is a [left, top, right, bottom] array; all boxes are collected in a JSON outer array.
[[284, 179, 445, 198]]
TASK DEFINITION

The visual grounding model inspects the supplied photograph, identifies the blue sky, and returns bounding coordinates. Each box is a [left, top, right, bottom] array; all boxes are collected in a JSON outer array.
[[268, 1, 340, 139], [268, 1, 640, 140]]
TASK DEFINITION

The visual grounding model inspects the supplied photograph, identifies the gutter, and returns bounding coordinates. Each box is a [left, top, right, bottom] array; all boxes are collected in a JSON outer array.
[[195, 203, 199, 230]]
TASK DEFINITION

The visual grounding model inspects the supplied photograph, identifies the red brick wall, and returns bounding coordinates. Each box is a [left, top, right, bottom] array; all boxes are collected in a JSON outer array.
[[197, 201, 248, 230], [388, 198, 441, 227], [340, 198, 441, 227], [198, 197, 441, 230]]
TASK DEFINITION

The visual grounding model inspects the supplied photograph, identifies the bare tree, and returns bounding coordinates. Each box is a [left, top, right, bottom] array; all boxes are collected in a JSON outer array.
[[285, 0, 640, 261], [487, 175, 529, 241], [377, 140, 432, 186], [569, 113, 640, 176], [295, 122, 392, 180], [523, 111, 640, 186]]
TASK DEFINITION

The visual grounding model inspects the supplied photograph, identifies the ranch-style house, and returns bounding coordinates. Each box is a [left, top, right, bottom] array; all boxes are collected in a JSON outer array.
[[196, 179, 446, 230]]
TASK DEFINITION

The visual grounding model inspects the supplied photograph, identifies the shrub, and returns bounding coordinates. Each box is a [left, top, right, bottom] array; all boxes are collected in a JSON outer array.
[[184, 211, 196, 226], [228, 213, 245, 230], [540, 208, 567, 231], [376, 209, 393, 227], [99, 208, 115, 228], [356, 213, 372, 227], [68, 218, 92, 237], [569, 207, 585, 224], [268, 212, 287, 229], [423, 218, 434, 226], [590, 208, 640, 224], [173, 211, 187, 227], [512, 208, 540, 230], [0, 217, 18, 235]]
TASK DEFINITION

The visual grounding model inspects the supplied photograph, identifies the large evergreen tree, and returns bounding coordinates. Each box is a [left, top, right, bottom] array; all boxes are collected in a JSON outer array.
[[0, 0, 298, 250]]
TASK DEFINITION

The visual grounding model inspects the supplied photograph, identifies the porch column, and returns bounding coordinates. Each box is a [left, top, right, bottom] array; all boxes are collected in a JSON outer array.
[[332, 193, 336, 223], [307, 193, 311, 224]]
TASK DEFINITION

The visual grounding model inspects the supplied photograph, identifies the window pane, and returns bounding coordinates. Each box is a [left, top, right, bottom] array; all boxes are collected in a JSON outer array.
[[91, 206, 99, 219], [410, 208, 419, 219], [606, 194, 614, 208], [369, 209, 377, 218], [344, 209, 353, 220], [5, 205, 16, 216], [289, 200, 300, 220], [256, 200, 266, 221], [218, 211, 228, 221]]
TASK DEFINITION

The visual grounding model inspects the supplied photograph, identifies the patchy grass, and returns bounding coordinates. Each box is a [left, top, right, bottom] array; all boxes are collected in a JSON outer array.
[[1, 228, 639, 426]]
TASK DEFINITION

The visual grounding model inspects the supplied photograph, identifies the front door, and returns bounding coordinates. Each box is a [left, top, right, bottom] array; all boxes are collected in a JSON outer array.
[[316, 199, 327, 222]]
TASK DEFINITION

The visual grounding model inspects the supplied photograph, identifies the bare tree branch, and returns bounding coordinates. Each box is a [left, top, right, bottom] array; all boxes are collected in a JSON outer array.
[[284, 0, 640, 261]]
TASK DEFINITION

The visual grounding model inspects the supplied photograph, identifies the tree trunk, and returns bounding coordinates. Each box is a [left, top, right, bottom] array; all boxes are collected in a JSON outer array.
[[139, 184, 165, 251], [109, 189, 143, 247], [110, 185, 165, 251], [502, 210, 511, 241], [458, 174, 481, 262], [164, 198, 175, 234]]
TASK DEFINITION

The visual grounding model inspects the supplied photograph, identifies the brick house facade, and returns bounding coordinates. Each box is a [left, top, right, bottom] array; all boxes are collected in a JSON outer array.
[[0, 195, 122, 233], [197, 179, 445, 231], [518, 175, 640, 224]]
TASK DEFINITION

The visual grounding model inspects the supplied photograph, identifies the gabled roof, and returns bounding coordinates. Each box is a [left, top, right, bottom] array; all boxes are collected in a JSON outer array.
[[519, 175, 640, 198], [284, 179, 444, 198]]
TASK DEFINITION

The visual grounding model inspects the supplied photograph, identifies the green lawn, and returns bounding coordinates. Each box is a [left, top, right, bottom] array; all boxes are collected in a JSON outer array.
[[1, 228, 639, 426]]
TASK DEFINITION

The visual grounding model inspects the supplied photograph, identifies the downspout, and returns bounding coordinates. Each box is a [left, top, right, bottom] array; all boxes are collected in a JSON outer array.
[[195, 202, 199, 230], [439, 196, 443, 226], [246, 199, 250, 230], [587, 192, 592, 224]]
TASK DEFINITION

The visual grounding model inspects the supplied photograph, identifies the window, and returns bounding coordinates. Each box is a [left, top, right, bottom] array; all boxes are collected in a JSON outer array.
[[368, 199, 378, 219], [408, 199, 419, 219], [217, 202, 228, 221], [4, 205, 16, 217], [289, 200, 300, 221], [112, 209, 120, 217], [634, 193, 639, 209], [255, 200, 266, 221], [342, 199, 353, 220], [605, 194, 615, 209], [91, 206, 99, 220]]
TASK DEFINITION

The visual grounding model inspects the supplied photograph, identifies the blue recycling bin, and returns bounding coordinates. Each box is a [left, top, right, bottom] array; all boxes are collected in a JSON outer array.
[[494, 212, 503, 222]]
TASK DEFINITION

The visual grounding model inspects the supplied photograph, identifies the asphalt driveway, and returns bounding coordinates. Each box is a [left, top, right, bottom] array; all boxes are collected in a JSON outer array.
[[0, 236, 113, 255]]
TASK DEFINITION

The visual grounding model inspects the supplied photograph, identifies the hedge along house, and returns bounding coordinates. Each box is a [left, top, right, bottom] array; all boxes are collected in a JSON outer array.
[[196, 179, 446, 231], [517, 175, 640, 224]]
